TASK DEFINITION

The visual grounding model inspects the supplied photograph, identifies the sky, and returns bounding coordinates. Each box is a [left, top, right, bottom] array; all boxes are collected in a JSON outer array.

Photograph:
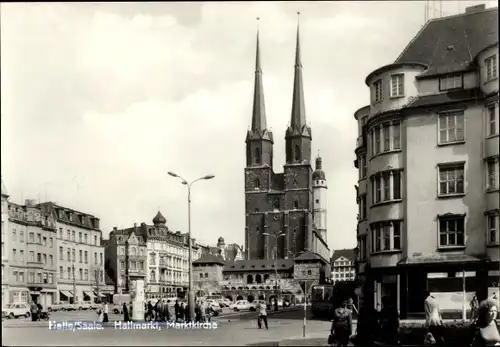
[[1, 1, 497, 252]]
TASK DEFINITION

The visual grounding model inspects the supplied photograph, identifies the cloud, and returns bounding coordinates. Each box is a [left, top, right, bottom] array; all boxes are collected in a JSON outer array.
[[1, 1, 496, 251]]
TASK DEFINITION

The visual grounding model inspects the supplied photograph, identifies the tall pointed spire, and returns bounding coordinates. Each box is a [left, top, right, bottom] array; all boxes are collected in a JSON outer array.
[[251, 17, 267, 133], [290, 12, 307, 131]]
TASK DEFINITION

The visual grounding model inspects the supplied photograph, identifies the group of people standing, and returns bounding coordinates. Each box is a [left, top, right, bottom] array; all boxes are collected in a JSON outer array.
[[331, 291, 500, 347], [144, 299, 192, 323]]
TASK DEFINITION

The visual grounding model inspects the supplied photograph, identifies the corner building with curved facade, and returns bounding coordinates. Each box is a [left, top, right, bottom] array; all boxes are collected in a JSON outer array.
[[354, 4, 499, 318]]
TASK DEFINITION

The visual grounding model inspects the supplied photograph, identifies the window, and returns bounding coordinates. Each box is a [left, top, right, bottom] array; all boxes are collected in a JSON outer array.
[[371, 121, 401, 156], [438, 163, 465, 196], [49, 255, 53, 265], [79, 232, 82, 243], [66, 249, 70, 261], [59, 247, 63, 260], [59, 228, 62, 238], [72, 231, 75, 241], [100, 253, 103, 265], [20, 250, 24, 261], [43, 236, 46, 246], [371, 170, 402, 204], [254, 147, 261, 165], [48, 273, 53, 284], [36, 233, 41, 244], [12, 230, 16, 241], [67, 230, 70, 240], [29, 232, 34, 243], [359, 155, 367, 179], [390, 74, 404, 97], [94, 236, 97, 245], [120, 260, 125, 270], [79, 269, 83, 280], [72, 249, 75, 262], [59, 267, 64, 279], [487, 158, 499, 191], [439, 74, 463, 91], [358, 195, 367, 220], [84, 251, 88, 263], [488, 104, 498, 136], [371, 221, 402, 253], [487, 213, 499, 244], [84, 233, 88, 244], [84, 269, 88, 281], [438, 215, 465, 247], [294, 200, 299, 209], [373, 79, 383, 103], [29, 251, 34, 262], [79, 250, 82, 263], [383, 124, 390, 151], [48, 237, 53, 248], [273, 199, 280, 210], [294, 145, 301, 161], [43, 254, 47, 264], [67, 267, 71, 280], [485, 54, 497, 82], [20, 230, 24, 242], [438, 111, 465, 144]]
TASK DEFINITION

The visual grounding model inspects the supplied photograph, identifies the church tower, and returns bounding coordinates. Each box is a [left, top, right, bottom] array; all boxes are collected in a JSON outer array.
[[244, 24, 273, 260], [313, 155, 327, 242], [283, 15, 313, 252]]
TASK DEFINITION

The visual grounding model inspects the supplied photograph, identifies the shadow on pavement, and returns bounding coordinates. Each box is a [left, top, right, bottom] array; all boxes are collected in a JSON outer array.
[[245, 338, 329, 346]]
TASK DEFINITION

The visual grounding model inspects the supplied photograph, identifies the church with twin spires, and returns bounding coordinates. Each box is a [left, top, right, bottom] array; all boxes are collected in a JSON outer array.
[[244, 20, 330, 263]]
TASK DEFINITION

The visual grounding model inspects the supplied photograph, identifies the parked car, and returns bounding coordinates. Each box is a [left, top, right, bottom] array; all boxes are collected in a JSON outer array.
[[229, 300, 252, 312], [48, 301, 71, 312], [2, 303, 31, 319], [74, 302, 91, 310], [219, 298, 232, 307]]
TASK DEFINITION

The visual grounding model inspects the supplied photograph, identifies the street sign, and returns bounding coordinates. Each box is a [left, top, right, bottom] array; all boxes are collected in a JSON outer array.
[[354, 287, 363, 297], [300, 280, 313, 295]]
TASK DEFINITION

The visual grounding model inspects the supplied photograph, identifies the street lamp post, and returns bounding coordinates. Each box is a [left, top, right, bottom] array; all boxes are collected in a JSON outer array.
[[262, 232, 285, 310], [168, 171, 215, 322]]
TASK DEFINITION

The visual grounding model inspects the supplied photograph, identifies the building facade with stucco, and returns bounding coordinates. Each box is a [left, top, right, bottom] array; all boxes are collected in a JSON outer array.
[[354, 4, 499, 318]]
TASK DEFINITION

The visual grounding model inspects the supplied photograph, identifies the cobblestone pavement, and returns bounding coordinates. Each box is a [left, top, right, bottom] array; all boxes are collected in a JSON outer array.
[[1, 312, 331, 346]]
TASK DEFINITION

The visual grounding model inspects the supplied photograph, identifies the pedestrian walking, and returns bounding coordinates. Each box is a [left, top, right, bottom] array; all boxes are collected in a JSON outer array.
[[471, 299, 500, 347], [471, 295, 479, 322], [123, 302, 130, 321], [424, 290, 445, 346], [257, 301, 268, 330], [174, 300, 180, 322], [102, 301, 109, 323], [353, 305, 379, 346], [330, 300, 353, 347], [147, 300, 154, 321], [30, 301, 39, 322], [378, 296, 400, 345], [167, 300, 175, 322], [184, 303, 190, 322]]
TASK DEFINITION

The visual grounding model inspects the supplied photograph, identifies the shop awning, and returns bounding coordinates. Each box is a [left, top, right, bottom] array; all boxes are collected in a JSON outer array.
[[60, 290, 73, 298], [83, 291, 94, 298], [93, 292, 106, 297]]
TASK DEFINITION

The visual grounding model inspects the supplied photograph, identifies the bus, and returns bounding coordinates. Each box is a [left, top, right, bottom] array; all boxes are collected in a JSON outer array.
[[311, 284, 335, 318]]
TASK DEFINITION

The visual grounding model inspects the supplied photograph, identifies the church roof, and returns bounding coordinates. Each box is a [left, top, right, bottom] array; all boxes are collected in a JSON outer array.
[[153, 211, 167, 226]]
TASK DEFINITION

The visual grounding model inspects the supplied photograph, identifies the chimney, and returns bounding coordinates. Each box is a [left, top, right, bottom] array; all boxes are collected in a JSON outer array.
[[133, 223, 137, 228], [465, 4, 486, 14], [113, 227, 117, 231]]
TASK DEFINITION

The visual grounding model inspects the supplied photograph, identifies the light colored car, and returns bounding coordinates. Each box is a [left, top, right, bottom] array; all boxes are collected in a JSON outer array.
[[48, 301, 70, 312], [219, 298, 232, 307], [2, 303, 31, 319], [229, 300, 251, 312], [74, 302, 91, 310]]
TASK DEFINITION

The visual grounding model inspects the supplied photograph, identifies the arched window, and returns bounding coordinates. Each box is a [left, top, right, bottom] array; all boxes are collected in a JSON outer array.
[[294, 200, 299, 209], [247, 274, 254, 284], [131, 247, 136, 256], [254, 147, 261, 164], [294, 145, 301, 161], [254, 179, 260, 189], [150, 270, 156, 282]]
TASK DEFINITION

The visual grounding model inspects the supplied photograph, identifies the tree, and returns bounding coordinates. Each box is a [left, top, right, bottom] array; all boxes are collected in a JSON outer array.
[[90, 265, 104, 303]]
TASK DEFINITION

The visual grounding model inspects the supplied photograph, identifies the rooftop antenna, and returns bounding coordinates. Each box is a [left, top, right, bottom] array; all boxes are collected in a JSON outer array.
[[463, 29, 473, 62]]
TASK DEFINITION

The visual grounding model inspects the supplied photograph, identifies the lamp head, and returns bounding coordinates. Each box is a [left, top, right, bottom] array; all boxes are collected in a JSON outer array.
[[203, 175, 215, 180], [167, 172, 178, 178], [262, 233, 270, 237]]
